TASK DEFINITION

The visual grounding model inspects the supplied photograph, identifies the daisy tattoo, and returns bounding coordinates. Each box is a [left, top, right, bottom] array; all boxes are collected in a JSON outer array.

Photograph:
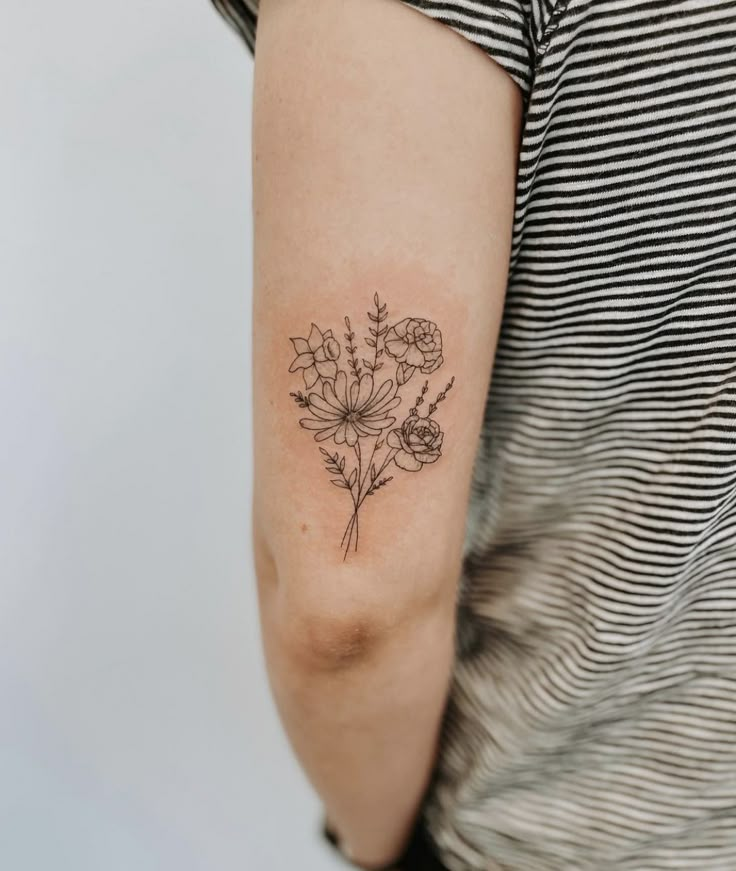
[[288, 293, 456, 558]]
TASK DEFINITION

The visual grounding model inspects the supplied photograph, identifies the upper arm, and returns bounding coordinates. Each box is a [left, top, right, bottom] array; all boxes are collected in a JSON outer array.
[[251, 0, 521, 634]]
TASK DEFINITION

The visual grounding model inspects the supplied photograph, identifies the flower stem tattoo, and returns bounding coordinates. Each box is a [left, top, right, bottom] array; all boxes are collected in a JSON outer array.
[[288, 293, 455, 558]]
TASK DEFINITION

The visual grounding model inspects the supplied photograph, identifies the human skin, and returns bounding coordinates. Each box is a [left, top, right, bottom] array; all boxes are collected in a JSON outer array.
[[251, 0, 521, 865]]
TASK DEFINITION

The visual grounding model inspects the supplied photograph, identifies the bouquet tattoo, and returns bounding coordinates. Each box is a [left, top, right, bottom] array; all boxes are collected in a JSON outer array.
[[288, 293, 455, 558]]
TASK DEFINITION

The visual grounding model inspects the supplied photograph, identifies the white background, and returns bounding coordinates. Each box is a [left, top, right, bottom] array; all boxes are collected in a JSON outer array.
[[1, 2, 344, 868]]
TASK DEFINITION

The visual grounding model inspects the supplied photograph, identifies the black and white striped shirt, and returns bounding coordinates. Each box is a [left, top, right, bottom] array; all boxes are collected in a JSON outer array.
[[210, 2, 736, 868]]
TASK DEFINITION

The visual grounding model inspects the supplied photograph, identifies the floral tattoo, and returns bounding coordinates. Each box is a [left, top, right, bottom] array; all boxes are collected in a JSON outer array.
[[288, 294, 456, 558]]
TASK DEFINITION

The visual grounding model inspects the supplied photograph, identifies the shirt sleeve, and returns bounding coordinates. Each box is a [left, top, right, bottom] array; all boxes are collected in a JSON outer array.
[[209, 0, 545, 103]]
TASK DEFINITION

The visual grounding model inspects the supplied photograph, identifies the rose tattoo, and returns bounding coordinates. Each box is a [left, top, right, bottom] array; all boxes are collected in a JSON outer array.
[[289, 293, 456, 558], [387, 415, 443, 471]]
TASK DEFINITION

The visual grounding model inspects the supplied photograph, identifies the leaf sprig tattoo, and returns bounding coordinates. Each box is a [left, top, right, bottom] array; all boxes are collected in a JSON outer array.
[[288, 293, 455, 558]]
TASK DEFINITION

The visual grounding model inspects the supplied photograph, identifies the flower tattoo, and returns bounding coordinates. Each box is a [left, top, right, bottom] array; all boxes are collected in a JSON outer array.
[[387, 415, 443, 471], [299, 371, 401, 446], [289, 323, 341, 388], [288, 293, 456, 557], [384, 317, 443, 385]]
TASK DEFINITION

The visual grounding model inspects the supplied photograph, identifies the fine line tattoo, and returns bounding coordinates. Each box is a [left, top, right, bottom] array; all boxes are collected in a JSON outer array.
[[288, 293, 456, 558]]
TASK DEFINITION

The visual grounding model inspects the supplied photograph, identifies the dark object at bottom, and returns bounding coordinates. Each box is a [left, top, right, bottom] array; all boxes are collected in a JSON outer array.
[[398, 819, 450, 871], [322, 816, 450, 871]]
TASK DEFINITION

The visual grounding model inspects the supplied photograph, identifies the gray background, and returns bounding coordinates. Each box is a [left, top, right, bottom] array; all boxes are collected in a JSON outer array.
[[1, 2, 344, 868]]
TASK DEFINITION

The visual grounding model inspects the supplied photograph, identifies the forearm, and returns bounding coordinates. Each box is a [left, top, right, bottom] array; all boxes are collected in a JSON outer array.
[[255, 536, 456, 867]]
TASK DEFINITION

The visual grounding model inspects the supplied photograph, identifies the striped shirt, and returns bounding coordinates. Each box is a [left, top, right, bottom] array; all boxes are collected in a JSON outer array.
[[210, 1, 736, 869]]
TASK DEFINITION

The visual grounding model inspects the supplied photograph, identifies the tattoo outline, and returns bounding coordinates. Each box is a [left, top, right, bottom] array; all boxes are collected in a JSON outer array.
[[289, 293, 455, 558]]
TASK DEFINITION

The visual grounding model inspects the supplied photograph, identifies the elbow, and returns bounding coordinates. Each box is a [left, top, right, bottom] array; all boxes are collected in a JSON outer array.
[[284, 607, 389, 671], [255, 527, 456, 671], [278, 572, 422, 671], [262, 562, 450, 673]]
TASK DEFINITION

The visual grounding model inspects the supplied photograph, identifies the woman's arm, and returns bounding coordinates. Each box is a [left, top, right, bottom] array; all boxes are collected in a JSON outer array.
[[251, 0, 521, 865]]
